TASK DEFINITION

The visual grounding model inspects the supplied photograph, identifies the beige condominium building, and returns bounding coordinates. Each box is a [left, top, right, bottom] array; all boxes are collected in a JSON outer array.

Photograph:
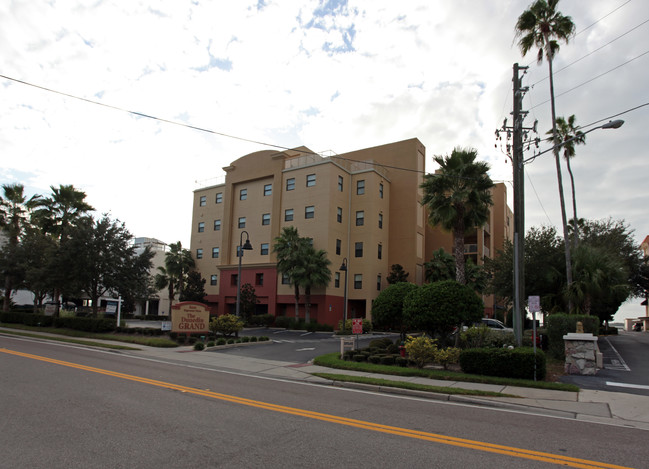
[[190, 138, 512, 326]]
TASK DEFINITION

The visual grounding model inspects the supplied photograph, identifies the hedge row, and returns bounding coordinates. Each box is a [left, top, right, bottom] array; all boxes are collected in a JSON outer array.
[[546, 314, 599, 360], [0, 311, 116, 333], [459, 347, 546, 380]]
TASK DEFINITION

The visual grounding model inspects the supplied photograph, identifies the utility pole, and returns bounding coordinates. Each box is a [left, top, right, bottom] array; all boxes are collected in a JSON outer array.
[[496, 63, 538, 346]]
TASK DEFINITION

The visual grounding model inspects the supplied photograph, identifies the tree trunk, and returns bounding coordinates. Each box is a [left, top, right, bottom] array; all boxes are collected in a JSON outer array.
[[293, 284, 300, 319], [453, 216, 466, 285], [565, 157, 579, 249], [3, 275, 11, 312], [547, 43, 573, 312], [305, 287, 311, 323]]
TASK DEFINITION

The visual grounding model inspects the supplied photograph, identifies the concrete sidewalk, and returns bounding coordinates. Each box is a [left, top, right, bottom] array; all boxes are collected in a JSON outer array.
[[4, 328, 649, 430]]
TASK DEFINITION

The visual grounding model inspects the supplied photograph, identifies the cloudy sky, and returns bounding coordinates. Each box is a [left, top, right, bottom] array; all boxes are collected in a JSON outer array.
[[2, 0, 648, 320]]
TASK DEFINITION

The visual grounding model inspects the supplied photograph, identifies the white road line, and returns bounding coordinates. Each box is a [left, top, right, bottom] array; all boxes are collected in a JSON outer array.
[[603, 337, 630, 371], [605, 382, 649, 390]]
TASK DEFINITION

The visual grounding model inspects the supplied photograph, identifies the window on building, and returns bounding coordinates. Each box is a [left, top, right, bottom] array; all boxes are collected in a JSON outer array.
[[282, 273, 290, 285], [212, 247, 220, 258], [262, 213, 271, 225], [357, 180, 365, 195], [199, 195, 206, 206], [264, 184, 272, 196], [378, 213, 383, 229], [305, 206, 315, 219], [216, 192, 223, 203], [378, 244, 382, 260], [377, 275, 382, 291], [256, 273, 264, 286], [379, 183, 384, 198], [354, 274, 362, 289], [355, 242, 363, 258], [286, 178, 295, 191], [306, 174, 316, 187], [285, 209, 294, 221], [238, 217, 246, 228], [231, 274, 238, 286], [261, 243, 269, 255], [356, 211, 364, 226], [210, 275, 217, 286], [338, 175, 343, 192], [336, 239, 341, 255], [337, 207, 342, 223], [240, 188, 247, 200], [335, 272, 340, 288], [196, 248, 203, 259], [198, 222, 205, 233], [214, 219, 221, 231]]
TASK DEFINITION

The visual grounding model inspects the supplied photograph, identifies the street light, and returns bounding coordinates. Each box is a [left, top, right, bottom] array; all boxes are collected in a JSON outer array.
[[236, 231, 253, 317], [339, 258, 348, 331]]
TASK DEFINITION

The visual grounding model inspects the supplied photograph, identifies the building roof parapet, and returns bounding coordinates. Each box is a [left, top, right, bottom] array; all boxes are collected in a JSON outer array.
[[283, 152, 390, 180]]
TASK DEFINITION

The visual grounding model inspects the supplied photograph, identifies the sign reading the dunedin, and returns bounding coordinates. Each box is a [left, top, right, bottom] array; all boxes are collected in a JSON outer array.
[[171, 301, 210, 334]]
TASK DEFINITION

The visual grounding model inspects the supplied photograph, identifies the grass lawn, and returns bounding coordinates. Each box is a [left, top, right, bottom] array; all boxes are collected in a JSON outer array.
[[313, 353, 578, 392]]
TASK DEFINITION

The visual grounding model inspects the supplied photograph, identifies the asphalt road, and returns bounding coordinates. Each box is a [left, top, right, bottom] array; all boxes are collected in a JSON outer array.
[[2, 334, 648, 468], [560, 331, 649, 396]]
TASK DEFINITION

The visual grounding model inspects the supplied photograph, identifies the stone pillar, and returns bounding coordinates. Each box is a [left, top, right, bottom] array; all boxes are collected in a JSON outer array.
[[563, 333, 601, 375]]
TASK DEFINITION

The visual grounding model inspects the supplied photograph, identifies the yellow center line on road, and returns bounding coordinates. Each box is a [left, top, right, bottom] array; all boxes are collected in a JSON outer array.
[[0, 347, 632, 469]]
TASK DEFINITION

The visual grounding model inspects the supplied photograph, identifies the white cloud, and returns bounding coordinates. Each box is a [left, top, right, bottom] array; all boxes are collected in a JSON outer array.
[[1, 0, 648, 321]]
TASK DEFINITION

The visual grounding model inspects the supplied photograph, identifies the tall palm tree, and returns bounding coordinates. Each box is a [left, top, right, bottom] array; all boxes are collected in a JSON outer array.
[[273, 226, 310, 318], [0, 183, 43, 311], [420, 147, 494, 285], [31, 184, 93, 314], [294, 246, 331, 323], [546, 115, 586, 249], [515, 0, 576, 303], [155, 241, 195, 316]]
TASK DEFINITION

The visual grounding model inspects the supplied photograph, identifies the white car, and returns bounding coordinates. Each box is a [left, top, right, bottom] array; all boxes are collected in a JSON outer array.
[[481, 318, 513, 332]]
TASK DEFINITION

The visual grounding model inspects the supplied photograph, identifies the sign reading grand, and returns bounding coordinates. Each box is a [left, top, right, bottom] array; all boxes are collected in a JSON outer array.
[[171, 302, 210, 334]]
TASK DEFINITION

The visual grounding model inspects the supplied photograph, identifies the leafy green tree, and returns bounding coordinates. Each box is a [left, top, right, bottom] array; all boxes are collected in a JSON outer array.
[[63, 215, 143, 316], [273, 226, 310, 318], [238, 282, 258, 322], [420, 147, 494, 284], [14, 227, 58, 311], [546, 115, 586, 248], [0, 183, 43, 311], [403, 280, 484, 339], [181, 271, 207, 303], [294, 245, 331, 323], [116, 245, 155, 314], [155, 241, 195, 316], [515, 0, 576, 293], [371, 282, 418, 340], [210, 314, 244, 338], [386, 264, 409, 284]]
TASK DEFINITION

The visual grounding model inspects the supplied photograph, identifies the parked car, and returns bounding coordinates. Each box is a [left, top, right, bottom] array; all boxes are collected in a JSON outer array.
[[480, 318, 514, 332]]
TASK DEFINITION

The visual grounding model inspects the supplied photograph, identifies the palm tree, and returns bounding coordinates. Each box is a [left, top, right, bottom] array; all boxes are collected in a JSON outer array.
[[273, 226, 310, 319], [31, 185, 94, 314], [0, 183, 43, 311], [294, 246, 331, 323], [155, 241, 195, 316], [420, 147, 494, 285], [546, 115, 586, 249], [566, 244, 628, 315], [515, 0, 576, 302]]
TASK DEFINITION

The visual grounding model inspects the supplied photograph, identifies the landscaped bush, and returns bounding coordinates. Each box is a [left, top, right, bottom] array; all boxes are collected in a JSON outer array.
[[546, 314, 599, 359], [380, 355, 396, 366], [368, 355, 382, 364], [194, 342, 205, 351], [206, 341, 215, 347], [434, 347, 461, 370], [248, 314, 275, 327], [395, 356, 409, 367], [241, 336, 250, 343], [353, 354, 366, 362], [404, 336, 437, 368], [217, 338, 226, 345], [459, 347, 546, 380], [250, 336, 258, 342], [274, 316, 294, 329], [227, 338, 235, 344], [210, 314, 244, 338]]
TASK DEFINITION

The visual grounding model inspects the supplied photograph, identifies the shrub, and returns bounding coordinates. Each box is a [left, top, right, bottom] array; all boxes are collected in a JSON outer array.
[[216, 338, 226, 346], [259, 336, 269, 341], [241, 336, 250, 343], [434, 347, 461, 370], [169, 332, 178, 340], [274, 316, 294, 329], [206, 341, 215, 347], [368, 355, 382, 364], [250, 336, 258, 342], [380, 355, 396, 366], [210, 314, 245, 338], [395, 356, 409, 367], [227, 338, 235, 344], [459, 347, 546, 380], [194, 342, 205, 351], [353, 354, 366, 362], [404, 336, 437, 368], [249, 314, 275, 327]]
